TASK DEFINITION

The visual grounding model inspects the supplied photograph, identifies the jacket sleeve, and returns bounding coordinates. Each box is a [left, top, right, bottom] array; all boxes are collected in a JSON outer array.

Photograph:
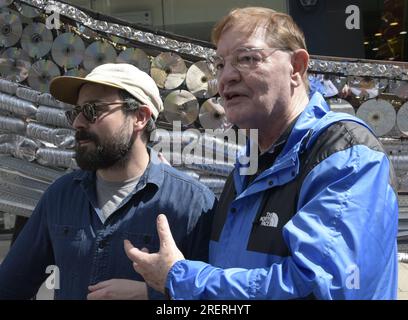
[[166, 145, 399, 299], [0, 194, 54, 299]]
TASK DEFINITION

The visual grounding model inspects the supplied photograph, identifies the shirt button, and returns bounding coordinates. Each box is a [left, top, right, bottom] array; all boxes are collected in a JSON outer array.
[[268, 180, 274, 186], [231, 207, 237, 213], [98, 240, 106, 249]]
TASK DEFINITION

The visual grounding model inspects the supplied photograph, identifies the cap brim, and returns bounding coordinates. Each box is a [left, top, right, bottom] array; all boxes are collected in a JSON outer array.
[[49, 76, 123, 105]]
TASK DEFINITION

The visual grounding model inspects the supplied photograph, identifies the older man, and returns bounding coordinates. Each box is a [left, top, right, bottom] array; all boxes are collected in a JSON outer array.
[[0, 63, 215, 299], [125, 7, 398, 300]]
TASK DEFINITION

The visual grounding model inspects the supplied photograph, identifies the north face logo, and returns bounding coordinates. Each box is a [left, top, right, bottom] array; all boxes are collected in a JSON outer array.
[[259, 212, 279, 227]]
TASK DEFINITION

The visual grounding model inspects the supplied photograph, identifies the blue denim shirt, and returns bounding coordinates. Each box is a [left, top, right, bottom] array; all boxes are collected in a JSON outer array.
[[0, 150, 216, 299]]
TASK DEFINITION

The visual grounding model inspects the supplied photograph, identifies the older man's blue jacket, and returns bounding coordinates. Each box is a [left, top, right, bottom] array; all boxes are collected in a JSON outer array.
[[166, 93, 399, 300]]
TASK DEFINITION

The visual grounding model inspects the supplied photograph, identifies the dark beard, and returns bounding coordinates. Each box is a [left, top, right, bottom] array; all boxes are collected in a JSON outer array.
[[74, 125, 135, 171]]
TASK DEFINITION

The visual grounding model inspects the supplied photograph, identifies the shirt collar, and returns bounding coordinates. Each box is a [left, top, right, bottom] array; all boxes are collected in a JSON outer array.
[[264, 114, 300, 155]]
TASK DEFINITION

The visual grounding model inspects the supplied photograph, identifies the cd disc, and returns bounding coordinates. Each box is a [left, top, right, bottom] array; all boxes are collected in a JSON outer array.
[[397, 102, 408, 136], [199, 97, 231, 130], [356, 99, 396, 136], [0, 57, 30, 82], [0, 12, 22, 47], [388, 80, 408, 100], [186, 61, 218, 99], [0, 7, 31, 24], [64, 68, 87, 78], [163, 90, 199, 125], [0, 7, 18, 15], [117, 48, 150, 74], [21, 23, 53, 58], [151, 52, 187, 90], [348, 76, 386, 100], [17, 3, 39, 18], [28, 60, 61, 93], [51, 33, 85, 68], [83, 41, 117, 71], [1, 47, 30, 62], [0, 0, 13, 8]]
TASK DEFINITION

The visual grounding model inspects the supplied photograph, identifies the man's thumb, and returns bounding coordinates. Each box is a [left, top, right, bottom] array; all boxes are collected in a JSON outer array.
[[157, 214, 176, 250]]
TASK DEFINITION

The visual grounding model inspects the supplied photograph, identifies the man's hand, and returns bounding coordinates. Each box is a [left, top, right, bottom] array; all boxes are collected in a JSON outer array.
[[124, 214, 184, 294], [87, 279, 148, 300]]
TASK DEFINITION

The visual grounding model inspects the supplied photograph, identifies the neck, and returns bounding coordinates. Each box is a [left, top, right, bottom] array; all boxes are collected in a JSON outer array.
[[258, 91, 309, 153], [96, 140, 150, 182]]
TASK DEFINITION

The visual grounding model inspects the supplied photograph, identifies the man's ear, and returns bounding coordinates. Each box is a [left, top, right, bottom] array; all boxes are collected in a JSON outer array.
[[133, 106, 152, 131], [290, 49, 309, 88]]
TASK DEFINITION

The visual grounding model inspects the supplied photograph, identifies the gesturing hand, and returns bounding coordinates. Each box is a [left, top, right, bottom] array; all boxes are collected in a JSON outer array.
[[124, 214, 184, 294]]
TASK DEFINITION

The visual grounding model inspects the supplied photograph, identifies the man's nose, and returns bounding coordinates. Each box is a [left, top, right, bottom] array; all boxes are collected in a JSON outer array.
[[72, 112, 88, 129], [217, 61, 241, 87]]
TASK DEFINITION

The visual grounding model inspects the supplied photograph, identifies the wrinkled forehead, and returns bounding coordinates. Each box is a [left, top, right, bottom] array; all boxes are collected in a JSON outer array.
[[216, 25, 270, 55], [217, 18, 271, 45], [217, 24, 274, 52]]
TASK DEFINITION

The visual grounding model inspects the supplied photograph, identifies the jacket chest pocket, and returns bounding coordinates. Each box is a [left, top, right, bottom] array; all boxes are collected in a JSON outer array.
[[247, 215, 290, 256], [247, 186, 297, 256]]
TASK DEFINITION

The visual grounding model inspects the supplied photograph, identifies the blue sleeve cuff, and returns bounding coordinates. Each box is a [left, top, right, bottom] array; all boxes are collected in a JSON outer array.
[[166, 259, 210, 300]]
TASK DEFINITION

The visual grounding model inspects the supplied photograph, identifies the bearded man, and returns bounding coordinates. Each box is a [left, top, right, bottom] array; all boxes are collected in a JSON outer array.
[[0, 64, 215, 300]]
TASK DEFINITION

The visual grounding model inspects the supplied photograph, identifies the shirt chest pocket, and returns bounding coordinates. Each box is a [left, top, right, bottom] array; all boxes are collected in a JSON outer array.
[[117, 232, 160, 281], [51, 224, 84, 239], [50, 224, 85, 264], [122, 232, 160, 253]]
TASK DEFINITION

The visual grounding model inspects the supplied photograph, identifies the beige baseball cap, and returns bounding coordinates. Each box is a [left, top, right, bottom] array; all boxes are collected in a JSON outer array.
[[49, 63, 163, 120]]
